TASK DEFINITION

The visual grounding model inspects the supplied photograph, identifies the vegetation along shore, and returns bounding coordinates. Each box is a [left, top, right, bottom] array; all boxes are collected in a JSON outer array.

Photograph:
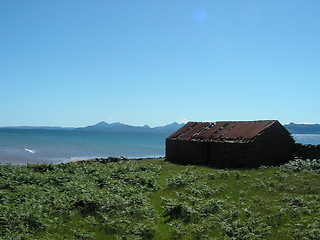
[[0, 158, 320, 239]]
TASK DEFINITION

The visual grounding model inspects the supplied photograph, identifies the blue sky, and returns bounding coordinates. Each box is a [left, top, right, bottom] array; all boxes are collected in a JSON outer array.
[[0, 0, 319, 127]]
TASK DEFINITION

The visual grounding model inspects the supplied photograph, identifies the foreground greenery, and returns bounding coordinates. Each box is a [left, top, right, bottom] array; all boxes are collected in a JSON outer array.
[[0, 158, 319, 239]]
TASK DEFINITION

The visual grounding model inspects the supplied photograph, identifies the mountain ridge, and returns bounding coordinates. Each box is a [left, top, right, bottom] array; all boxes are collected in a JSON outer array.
[[1, 122, 320, 134], [0, 122, 185, 133], [76, 121, 184, 133], [284, 122, 320, 134]]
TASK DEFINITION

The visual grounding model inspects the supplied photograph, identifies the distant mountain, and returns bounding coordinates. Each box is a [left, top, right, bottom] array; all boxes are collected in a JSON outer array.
[[0, 122, 184, 133], [3, 122, 320, 135], [284, 123, 320, 134], [0, 126, 75, 130], [77, 122, 145, 132], [77, 121, 184, 133], [153, 122, 183, 131]]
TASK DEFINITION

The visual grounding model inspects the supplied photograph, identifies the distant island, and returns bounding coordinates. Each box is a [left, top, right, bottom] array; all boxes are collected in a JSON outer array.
[[0, 121, 185, 134], [76, 121, 184, 133], [284, 123, 320, 134], [1, 122, 320, 134]]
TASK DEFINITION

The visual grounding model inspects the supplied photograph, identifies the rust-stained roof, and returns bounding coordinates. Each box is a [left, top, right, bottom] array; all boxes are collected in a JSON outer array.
[[168, 120, 278, 143]]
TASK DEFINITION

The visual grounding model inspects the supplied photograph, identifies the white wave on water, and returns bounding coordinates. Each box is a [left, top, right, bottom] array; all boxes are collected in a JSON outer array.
[[24, 148, 36, 154]]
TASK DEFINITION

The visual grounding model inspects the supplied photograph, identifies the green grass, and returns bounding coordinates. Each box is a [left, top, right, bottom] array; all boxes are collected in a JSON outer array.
[[0, 158, 319, 239]]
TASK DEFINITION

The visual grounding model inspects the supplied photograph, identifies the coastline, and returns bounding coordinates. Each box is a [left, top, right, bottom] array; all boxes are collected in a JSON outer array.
[[68, 156, 164, 163], [0, 154, 165, 165]]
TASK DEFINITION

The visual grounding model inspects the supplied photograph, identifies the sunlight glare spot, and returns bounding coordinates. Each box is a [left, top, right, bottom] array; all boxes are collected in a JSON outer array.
[[192, 8, 207, 23]]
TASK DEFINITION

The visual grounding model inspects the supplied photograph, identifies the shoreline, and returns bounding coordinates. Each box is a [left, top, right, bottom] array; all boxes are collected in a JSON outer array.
[[69, 156, 164, 163], [0, 155, 165, 165]]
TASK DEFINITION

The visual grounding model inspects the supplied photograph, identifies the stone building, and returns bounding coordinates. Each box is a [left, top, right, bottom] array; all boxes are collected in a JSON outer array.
[[166, 120, 295, 168]]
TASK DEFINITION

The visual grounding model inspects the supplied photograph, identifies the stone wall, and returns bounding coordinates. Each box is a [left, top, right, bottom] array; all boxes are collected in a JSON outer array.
[[206, 142, 251, 168], [166, 139, 205, 165], [250, 122, 295, 166], [294, 143, 320, 159]]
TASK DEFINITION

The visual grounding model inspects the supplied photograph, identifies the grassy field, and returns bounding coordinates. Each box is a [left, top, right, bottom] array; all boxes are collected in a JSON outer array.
[[0, 158, 319, 239]]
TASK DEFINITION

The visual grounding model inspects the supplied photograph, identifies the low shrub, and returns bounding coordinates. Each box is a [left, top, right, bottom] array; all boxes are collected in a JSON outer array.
[[281, 158, 320, 172]]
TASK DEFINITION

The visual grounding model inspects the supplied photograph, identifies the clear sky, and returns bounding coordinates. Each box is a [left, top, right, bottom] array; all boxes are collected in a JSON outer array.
[[0, 0, 319, 127]]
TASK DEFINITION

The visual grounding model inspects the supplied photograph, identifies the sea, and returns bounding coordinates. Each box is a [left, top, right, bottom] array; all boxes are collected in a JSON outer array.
[[0, 129, 169, 165], [0, 129, 319, 165]]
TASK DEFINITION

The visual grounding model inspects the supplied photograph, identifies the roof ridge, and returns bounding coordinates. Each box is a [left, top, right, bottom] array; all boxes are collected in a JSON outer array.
[[168, 120, 280, 143]]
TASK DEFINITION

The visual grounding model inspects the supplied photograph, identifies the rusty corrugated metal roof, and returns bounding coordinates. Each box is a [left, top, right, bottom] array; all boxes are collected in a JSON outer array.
[[168, 120, 278, 143]]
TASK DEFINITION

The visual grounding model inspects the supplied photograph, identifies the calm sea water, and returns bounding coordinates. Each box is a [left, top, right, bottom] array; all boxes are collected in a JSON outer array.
[[0, 129, 319, 165], [0, 129, 169, 165], [292, 134, 320, 146]]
